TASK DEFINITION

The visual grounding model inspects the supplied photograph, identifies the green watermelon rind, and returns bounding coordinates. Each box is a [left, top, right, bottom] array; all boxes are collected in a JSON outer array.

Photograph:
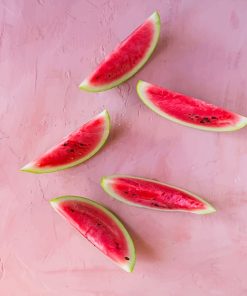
[[79, 11, 161, 92], [20, 110, 110, 174], [50, 195, 136, 272], [101, 175, 216, 215], [137, 80, 247, 132]]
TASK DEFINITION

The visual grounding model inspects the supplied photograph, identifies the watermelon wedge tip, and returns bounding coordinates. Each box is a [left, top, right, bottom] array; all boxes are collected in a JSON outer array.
[[21, 110, 110, 174], [137, 80, 247, 132], [79, 12, 160, 92], [50, 196, 136, 272], [101, 175, 216, 215]]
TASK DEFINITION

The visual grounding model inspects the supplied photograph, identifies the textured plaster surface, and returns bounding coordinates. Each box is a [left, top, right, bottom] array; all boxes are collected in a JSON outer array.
[[1, 0, 247, 295]]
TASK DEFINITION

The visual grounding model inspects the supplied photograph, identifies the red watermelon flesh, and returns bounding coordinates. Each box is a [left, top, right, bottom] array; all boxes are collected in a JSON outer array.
[[50, 196, 135, 272], [80, 12, 160, 92], [137, 80, 247, 131], [101, 176, 216, 214], [89, 21, 154, 85], [21, 110, 110, 173]]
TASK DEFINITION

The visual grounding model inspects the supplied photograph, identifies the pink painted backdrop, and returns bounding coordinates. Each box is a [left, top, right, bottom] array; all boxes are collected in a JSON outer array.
[[1, 0, 247, 295]]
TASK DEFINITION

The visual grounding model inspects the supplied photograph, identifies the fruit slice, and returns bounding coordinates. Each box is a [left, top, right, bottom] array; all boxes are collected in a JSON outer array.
[[50, 196, 135, 272], [101, 175, 216, 214], [79, 12, 160, 92], [137, 80, 247, 132], [21, 110, 110, 173]]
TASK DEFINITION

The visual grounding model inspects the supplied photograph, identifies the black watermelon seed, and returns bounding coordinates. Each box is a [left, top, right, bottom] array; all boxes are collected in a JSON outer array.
[[125, 257, 130, 260], [63, 142, 68, 146], [79, 143, 84, 147], [200, 117, 210, 123], [151, 203, 160, 207]]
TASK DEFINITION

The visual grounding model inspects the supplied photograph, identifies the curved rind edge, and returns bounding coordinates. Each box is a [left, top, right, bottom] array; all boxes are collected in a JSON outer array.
[[101, 175, 216, 215], [20, 110, 111, 174], [136, 80, 247, 132], [50, 195, 136, 272], [79, 11, 161, 92]]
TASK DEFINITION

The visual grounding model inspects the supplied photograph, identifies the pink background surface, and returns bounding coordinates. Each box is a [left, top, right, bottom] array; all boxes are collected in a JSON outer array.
[[1, 0, 247, 295]]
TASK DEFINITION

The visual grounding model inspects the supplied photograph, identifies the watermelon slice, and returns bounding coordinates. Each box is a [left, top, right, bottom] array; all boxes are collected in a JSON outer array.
[[21, 110, 110, 174], [137, 80, 247, 132], [50, 196, 136, 272], [101, 175, 216, 214], [79, 12, 160, 92]]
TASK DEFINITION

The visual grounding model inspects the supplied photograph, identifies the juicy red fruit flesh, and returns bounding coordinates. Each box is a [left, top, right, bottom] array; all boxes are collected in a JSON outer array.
[[112, 178, 206, 211], [60, 200, 129, 263], [37, 117, 105, 168], [147, 85, 239, 127], [89, 20, 154, 85]]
